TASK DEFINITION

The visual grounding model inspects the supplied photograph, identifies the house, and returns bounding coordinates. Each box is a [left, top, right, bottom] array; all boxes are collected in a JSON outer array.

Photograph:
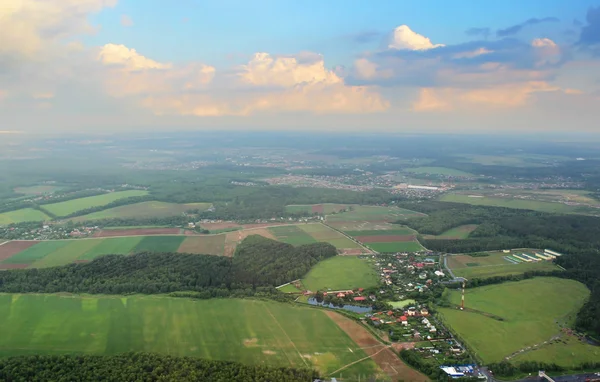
[[429, 327, 437, 333], [424, 258, 435, 265], [421, 308, 429, 316], [414, 262, 424, 269], [407, 308, 417, 316], [336, 293, 345, 298], [346, 290, 354, 295], [353, 296, 366, 302], [413, 331, 421, 339], [387, 310, 394, 316]]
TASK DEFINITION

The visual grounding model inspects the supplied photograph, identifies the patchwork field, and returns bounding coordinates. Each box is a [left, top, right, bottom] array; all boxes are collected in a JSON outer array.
[[224, 229, 276, 257], [285, 204, 349, 215], [0, 208, 51, 225], [0, 295, 381, 378], [296, 224, 362, 250], [447, 250, 562, 279], [326, 206, 425, 223], [405, 166, 474, 177], [71, 201, 211, 222], [439, 193, 597, 215], [268, 225, 318, 245], [41, 190, 149, 217], [302, 256, 379, 291], [438, 278, 591, 365], [337, 224, 423, 253], [422, 224, 478, 239], [327, 221, 398, 231], [0, 235, 229, 269]]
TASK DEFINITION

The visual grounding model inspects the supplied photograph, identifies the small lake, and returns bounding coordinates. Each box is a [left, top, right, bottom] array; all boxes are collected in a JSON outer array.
[[307, 298, 372, 313]]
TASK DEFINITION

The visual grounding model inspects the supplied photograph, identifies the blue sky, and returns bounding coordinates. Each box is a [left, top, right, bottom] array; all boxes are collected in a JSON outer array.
[[1, 0, 600, 133]]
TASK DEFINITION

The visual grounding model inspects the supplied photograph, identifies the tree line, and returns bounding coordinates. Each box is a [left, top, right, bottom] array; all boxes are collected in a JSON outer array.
[[0, 236, 337, 297], [0, 353, 319, 382]]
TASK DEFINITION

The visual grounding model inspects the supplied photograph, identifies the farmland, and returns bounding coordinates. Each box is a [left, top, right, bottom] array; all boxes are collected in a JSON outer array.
[[0, 295, 380, 378], [14, 185, 61, 195], [326, 205, 425, 222], [71, 201, 212, 222], [438, 278, 591, 365], [268, 225, 317, 245], [422, 224, 478, 239], [302, 256, 379, 291], [296, 224, 362, 251], [338, 224, 424, 253], [285, 204, 349, 215], [0, 208, 50, 225], [178, 235, 226, 256], [447, 250, 562, 279], [439, 193, 598, 215], [41, 190, 149, 217], [366, 241, 425, 253], [406, 166, 474, 177]]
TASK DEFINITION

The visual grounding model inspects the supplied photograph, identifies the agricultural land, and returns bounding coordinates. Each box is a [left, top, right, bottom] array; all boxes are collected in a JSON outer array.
[[438, 278, 593, 365], [0, 295, 382, 379], [422, 224, 478, 240], [0, 208, 51, 225], [405, 167, 474, 177], [70, 201, 211, 222], [41, 190, 149, 217], [302, 256, 379, 292]]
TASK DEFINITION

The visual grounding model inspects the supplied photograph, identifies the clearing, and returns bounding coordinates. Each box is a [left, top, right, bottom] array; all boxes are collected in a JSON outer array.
[[0, 208, 50, 225], [302, 256, 379, 291], [422, 224, 478, 239], [366, 242, 425, 253], [41, 190, 149, 217], [0, 295, 381, 378], [326, 206, 425, 223], [285, 204, 350, 215], [70, 201, 211, 222], [438, 277, 591, 365]]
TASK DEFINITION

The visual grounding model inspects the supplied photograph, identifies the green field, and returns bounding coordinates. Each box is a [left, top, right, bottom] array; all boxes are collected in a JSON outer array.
[[447, 251, 562, 279], [439, 278, 591, 364], [285, 204, 349, 215], [423, 224, 478, 239], [366, 242, 425, 253], [297, 224, 361, 249], [14, 185, 61, 195], [343, 227, 415, 237], [0, 208, 50, 225], [511, 336, 600, 368], [1, 241, 71, 265], [269, 225, 317, 245], [406, 167, 474, 177], [30, 240, 104, 268], [0, 295, 379, 377], [439, 193, 594, 215], [70, 201, 211, 222], [389, 299, 416, 309], [41, 190, 149, 217], [78, 237, 143, 260], [132, 236, 186, 253], [277, 284, 303, 293], [302, 256, 379, 291], [326, 206, 425, 222]]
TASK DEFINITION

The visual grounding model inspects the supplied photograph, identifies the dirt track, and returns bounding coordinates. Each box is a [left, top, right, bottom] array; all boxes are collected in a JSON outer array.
[[325, 311, 429, 382]]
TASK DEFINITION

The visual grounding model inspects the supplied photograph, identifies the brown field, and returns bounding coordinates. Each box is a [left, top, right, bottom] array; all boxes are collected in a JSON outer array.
[[0, 263, 29, 269], [177, 235, 226, 256], [0, 241, 38, 261], [312, 205, 324, 214], [325, 311, 428, 382], [355, 235, 415, 243], [223, 228, 277, 257], [93, 228, 181, 237], [340, 248, 364, 255]]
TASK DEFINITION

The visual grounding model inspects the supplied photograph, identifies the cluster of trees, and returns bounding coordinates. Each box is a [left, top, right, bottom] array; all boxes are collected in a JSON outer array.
[[78, 216, 198, 229], [0, 236, 337, 298], [0, 189, 107, 215], [0, 353, 318, 382], [400, 201, 600, 338], [399, 349, 474, 381]]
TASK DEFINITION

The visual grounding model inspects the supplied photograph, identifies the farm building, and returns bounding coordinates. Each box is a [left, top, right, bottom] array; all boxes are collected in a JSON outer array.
[[544, 249, 564, 257], [440, 366, 465, 378]]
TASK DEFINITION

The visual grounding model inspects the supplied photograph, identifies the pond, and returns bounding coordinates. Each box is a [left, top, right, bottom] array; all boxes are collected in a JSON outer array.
[[307, 297, 372, 314]]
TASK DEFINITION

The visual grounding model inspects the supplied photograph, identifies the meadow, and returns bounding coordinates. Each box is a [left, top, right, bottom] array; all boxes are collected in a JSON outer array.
[[285, 204, 349, 215], [447, 251, 562, 279], [302, 256, 379, 291], [268, 225, 317, 245], [438, 193, 597, 215], [296, 224, 362, 250], [405, 166, 474, 177], [438, 278, 591, 364], [41, 190, 149, 217], [325, 205, 425, 222], [365, 241, 425, 253], [70, 201, 212, 222], [14, 185, 61, 195], [0, 208, 51, 225], [0, 295, 380, 378], [422, 224, 478, 239]]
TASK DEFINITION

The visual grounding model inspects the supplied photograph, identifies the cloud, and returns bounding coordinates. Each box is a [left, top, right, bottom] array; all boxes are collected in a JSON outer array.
[[32, 92, 55, 99], [99, 44, 172, 71], [465, 27, 491, 39], [388, 25, 444, 50], [120, 14, 133, 27], [578, 6, 600, 52], [497, 17, 559, 37]]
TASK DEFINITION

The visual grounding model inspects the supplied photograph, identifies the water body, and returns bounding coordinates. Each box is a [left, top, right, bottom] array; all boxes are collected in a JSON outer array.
[[307, 298, 372, 314]]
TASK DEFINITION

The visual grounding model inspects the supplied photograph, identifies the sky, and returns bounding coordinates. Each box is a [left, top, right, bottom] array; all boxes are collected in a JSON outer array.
[[1, 0, 600, 134]]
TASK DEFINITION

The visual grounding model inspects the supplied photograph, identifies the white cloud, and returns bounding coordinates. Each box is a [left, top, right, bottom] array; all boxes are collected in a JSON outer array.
[[531, 38, 561, 67], [388, 25, 444, 51], [99, 44, 171, 71], [120, 14, 133, 27]]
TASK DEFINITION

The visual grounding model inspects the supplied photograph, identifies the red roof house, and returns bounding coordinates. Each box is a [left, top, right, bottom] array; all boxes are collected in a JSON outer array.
[[358, 288, 364, 292], [353, 296, 366, 301], [336, 292, 346, 298]]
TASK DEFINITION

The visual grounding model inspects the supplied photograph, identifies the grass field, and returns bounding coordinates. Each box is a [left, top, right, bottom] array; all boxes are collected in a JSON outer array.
[[0, 208, 50, 225], [70, 201, 211, 222], [326, 206, 425, 222], [438, 278, 591, 364], [447, 251, 562, 279], [78, 237, 143, 260], [389, 299, 416, 309], [423, 224, 478, 239], [178, 235, 226, 256], [277, 284, 303, 293], [0, 295, 380, 378], [41, 190, 149, 217], [439, 193, 596, 215], [14, 185, 61, 195], [268, 225, 317, 245], [132, 236, 186, 253], [297, 224, 361, 250], [406, 167, 474, 177], [302, 256, 379, 291], [343, 228, 415, 237], [366, 242, 425, 253], [511, 336, 600, 368], [285, 204, 349, 215], [1, 240, 71, 265]]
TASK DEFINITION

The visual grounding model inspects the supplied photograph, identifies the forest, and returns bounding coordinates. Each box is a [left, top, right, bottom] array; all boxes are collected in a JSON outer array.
[[0, 353, 318, 382], [397, 201, 600, 338], [0, 236, 337, 297]]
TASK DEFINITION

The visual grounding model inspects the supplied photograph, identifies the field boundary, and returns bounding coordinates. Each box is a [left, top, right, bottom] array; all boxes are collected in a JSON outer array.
[[321, 223, 374, 254]]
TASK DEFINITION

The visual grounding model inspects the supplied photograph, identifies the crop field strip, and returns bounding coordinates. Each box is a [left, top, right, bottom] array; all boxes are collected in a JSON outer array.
[[70, 201, 212, 222], [285, 204, 349, 215], [0, 208, 51, 225], [40, 190, 149, 217], [268, 225, 317, 245], [296, 224, 361, 250], [0, 295, 380, 377], [438, 278, 593, 365], [447, 251, 562, 279], [325, 205, 426, 223]]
